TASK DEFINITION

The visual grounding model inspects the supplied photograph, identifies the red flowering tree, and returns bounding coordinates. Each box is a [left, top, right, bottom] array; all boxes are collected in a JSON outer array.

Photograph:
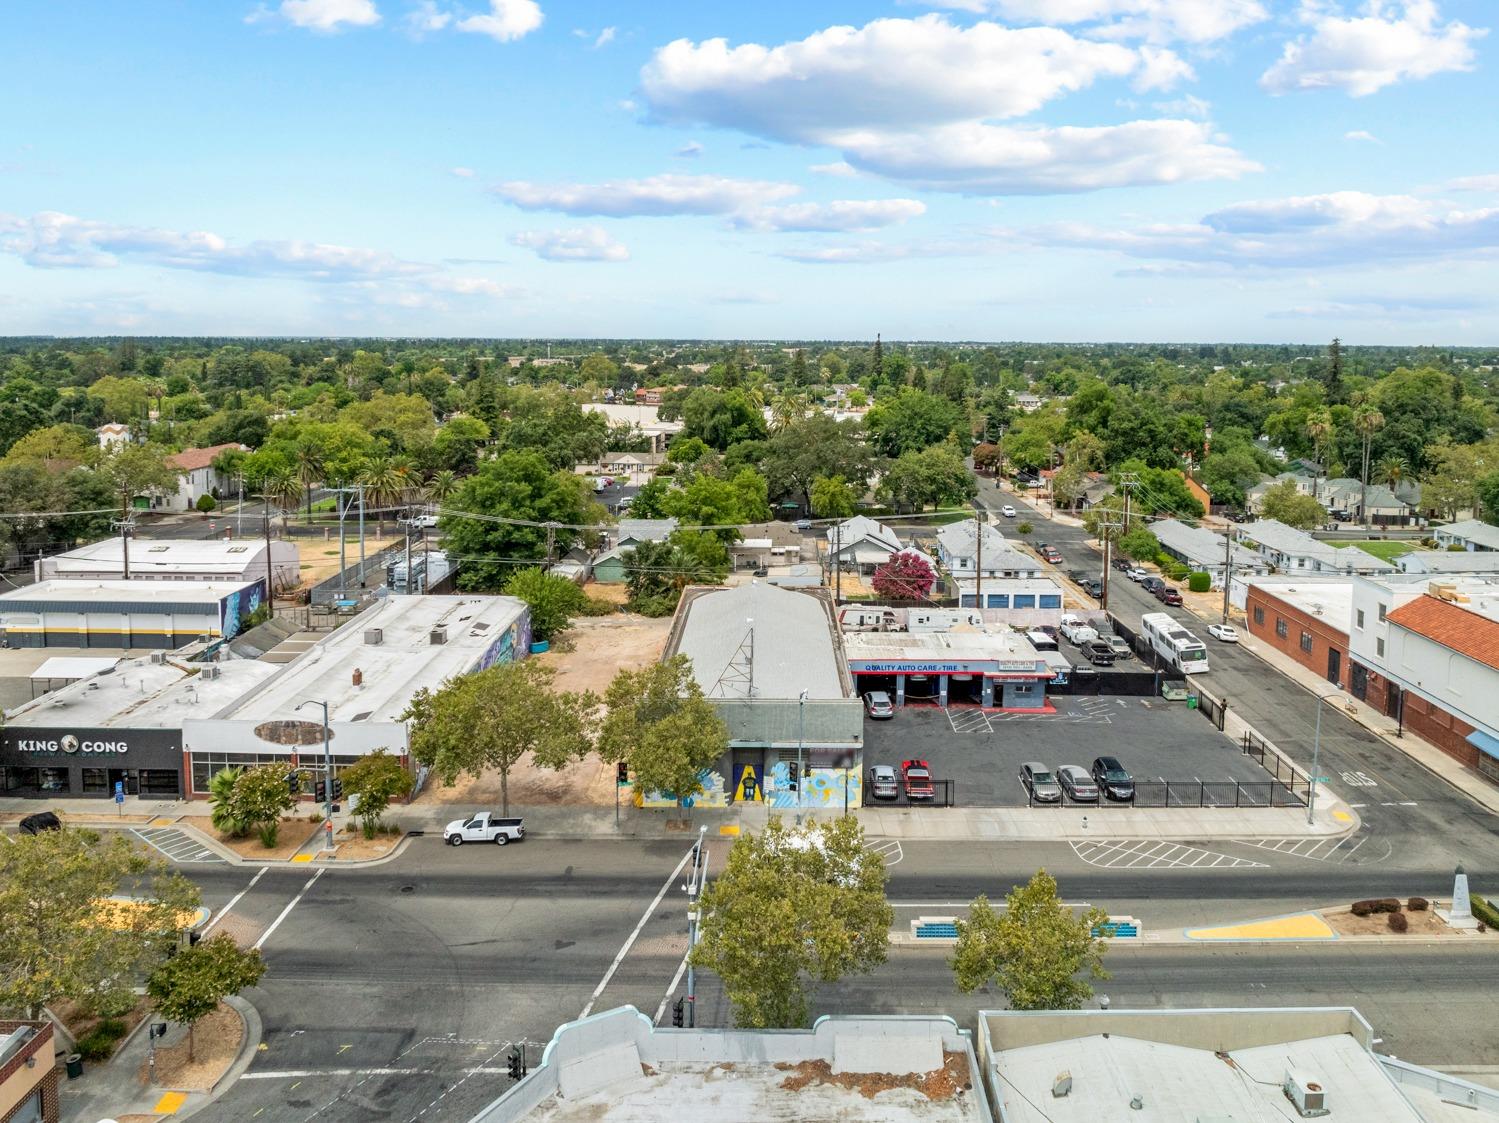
[[872, 550, 936, 601]]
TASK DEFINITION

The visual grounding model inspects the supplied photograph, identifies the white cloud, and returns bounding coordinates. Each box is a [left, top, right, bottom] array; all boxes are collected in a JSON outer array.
[[1344, 129, 1381, 143], [732, 199, 926, 233], [674, 141, 704, 158], [776, 237, 996, 265], [1449, 174, 1499, 192], [450, 166, 477, 178], [511, 227, 629, 262], [404, 0, 451, 34], [962, 0, 1268, 44], [456, 0, 542, 42], [810, 161, 859, 177], [1268, 294, 1484, 319], [1152, 93, 1211, 118], [640, 15, 1254, 195], [275, 0, 381, 31], [593, 26, 615, 48], [1022, 190, 1499, 269], [491, 173, 800, 216], [1261, 0, 1484, 97]]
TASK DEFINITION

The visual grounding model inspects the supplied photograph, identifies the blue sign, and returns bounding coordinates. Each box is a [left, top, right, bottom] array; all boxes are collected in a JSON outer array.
[[114, 781, 124, 797], [115, 791, 125, 804]]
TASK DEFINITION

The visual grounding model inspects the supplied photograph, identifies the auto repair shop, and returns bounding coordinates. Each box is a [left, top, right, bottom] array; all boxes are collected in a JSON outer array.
[[844, 629, 1052, 708]]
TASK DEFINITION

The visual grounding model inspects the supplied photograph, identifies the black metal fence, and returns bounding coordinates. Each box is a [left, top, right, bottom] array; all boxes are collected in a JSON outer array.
[[1028, 779, 1306, 809], [1242, 729, 1311, 800], [1195, 687, 1228, 731], [862, 779, 956, 808]]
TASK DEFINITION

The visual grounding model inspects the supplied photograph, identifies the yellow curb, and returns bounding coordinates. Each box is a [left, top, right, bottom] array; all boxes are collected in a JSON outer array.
[[718, 825, 741, 836], [291, 853, 314, 863], [152, 1090, 188, 1114], [1333, 810, 1353, 822], [150, 817, 175, 827], [1186, 912, 1336, 941]]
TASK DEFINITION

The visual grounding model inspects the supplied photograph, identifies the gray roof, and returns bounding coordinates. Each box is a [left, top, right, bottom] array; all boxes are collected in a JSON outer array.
[[731, 522, 803, 550], [1436, 518, 1499, 550], [1319, 478, 1413, 512], [1238, 519, 1393, 573], [670, 583, 845, 701], [1399, 549, 1499, 574], [1152, 519, 1265, 569], [935, 518, 1007, 562], [616, 518, 678, 544], [828, 515, 902, 553]]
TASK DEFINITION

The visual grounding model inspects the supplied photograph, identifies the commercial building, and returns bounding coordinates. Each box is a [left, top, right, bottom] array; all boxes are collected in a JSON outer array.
[[466, 1005, 988, 1123], [952, 577, 1065, 630], [0, 1019, 59, 1123], [1243, 577, 1354, 686], [1150, 519, 1269, 588], [979, 1005, 1495, 1123], [580, 402, 683, 453], [1235, 518, 1394, 575], [664, 582, 860, 807], [0, 578, 267, 650], [0, 595, 530, 800], [1434, 517, 1499, 552], [844, 624, 1051, 709], [35, 537, 300, 591]]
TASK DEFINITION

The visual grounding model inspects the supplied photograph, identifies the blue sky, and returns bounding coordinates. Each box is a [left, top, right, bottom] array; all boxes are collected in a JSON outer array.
[[1, 0, 1496, 342]]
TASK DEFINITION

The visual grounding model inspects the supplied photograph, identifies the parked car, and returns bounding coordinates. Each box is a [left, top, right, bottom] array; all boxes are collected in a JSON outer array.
[[1141, 576, 1165, 593], [1207, 623, 1240, 643], [1041, 547, 1063, 564], [18, 810, 61, 835], [794, 518, 812, 531], [1111, 557, 1132, 571], [1091, 756, 1135, 802], [1104, 634, 1132, 659], [1000, 504, 1017, 518], [1020, 762, 1063, 803], [1059, 613, 1098, 646], [863, 691, 895, 719], [1058, 765, 1098, 802], [901, 759, 935, 802], [444, 811, 525, 846], [1153, 585, 1183, 606], [1032, 624, 1059, 639], [1083, 639, 1115, 666], [1126, 567, 1148, 582], [867, 765, 899, 801], [1085, 579, 1104, 599]]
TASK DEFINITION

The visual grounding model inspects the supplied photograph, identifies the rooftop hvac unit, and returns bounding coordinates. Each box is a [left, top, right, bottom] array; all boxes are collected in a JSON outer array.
[[200, 666, 221, 681], [364, 628, 383, 646], [430, 627, 448, 646], [1051, 1071, 1072, 1098], [150, 651, 167, 664], [1283, 1069, 1328, 1118]]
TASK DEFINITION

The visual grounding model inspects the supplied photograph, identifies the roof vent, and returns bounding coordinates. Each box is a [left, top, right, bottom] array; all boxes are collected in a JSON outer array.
[[430, 628, 447, 645], [1051, 1071, 1072, 1098], [1283, 1069, 1328, 1117], [364, 628, 383, 646], [1130, 1094, 1144, 1110]]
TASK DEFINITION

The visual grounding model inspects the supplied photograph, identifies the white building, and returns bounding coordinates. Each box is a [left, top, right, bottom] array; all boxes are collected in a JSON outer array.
[[953, 577, 1065, 629], [827, 516, 903, 574], [581, 403, 684, 454], [1433, 518, 1499, 552], [1398, 550, 1499, 575], [0, 578, 267, 650], [1235, 518, 1394, 575], [161, 442, 248, 512], [35, 537, 301, 591], [1151, 519, 1270, 589], [935, 519, 1039, 579], [95, 422, 130, 450], [844, 624, 1051, 709]]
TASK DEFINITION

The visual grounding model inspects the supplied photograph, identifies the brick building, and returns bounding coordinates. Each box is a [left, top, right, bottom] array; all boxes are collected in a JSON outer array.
[[1243, 579, 1353, 687], [0, 1019, 58, 1123]]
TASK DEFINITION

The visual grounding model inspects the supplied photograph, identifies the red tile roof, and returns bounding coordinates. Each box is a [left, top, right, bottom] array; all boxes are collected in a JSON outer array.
[[167, 443, 246, 472], [1386, 594, 1499, 671]]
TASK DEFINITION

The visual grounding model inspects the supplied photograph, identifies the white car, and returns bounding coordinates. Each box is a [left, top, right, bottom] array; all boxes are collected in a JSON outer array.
[[1126, 567, 1148, 582], [1000, 504, 1017, 518], [1207, 623, 1240, 643]]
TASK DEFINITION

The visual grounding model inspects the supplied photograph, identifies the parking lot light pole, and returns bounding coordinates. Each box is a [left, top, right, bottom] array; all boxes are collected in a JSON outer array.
[[1308, 691, 1329, 825], [796, 689, 808, 824], [296, 698, 335, 851]]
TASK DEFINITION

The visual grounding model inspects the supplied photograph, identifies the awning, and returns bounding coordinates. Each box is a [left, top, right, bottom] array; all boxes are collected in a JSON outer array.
[[29, 656, 119, 681], [1465, 730, 1499, 760]]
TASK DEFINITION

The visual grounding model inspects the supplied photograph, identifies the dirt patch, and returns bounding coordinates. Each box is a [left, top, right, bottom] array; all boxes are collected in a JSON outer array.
[[138, 1002, 244, 1091], [289, 535, 402, 589], [51, 995, 151, 1053], [178, 815, 323, 861], [1324, 905, 1472, 937], [333, 827, 403, 861], [583, 581, 630, 606], [776, 1052, 971, 1101]]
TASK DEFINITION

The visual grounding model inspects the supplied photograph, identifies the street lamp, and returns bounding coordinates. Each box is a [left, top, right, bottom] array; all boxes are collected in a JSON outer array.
[[295, 699, 336, 851], [796, 689, 808, 824], [1307, 686, 1341, 825], [683, 824, 707, 1028]]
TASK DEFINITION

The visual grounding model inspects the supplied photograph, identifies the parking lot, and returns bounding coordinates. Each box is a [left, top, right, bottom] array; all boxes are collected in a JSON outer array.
[[860, 696, 1277, 807]]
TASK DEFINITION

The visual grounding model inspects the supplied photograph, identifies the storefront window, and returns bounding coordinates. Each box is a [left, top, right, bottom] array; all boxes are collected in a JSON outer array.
[[82, 768, 109, 793], [139, 770, 181, 796], [38, 768, 67, 792]]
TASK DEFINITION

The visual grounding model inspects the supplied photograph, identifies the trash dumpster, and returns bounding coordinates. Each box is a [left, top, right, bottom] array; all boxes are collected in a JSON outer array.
[[65, 1053, 83, 1079], [1186, 694, 1199, 709]]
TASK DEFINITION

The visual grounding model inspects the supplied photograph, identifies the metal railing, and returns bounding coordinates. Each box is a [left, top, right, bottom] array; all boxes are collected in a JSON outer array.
[[862, 779, 956, 808], [1028, 778, 1306, 809]]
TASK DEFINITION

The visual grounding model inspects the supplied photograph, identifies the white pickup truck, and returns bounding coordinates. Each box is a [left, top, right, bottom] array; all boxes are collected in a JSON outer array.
[[443, 811, 525, 846], [1059, 613, 1099, 646]]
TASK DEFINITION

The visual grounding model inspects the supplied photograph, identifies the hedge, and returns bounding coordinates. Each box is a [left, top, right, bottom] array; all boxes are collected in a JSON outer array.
[[1474, 895, 1499, 929], [1187, 571, 1211, 593], [1388, 912, 1409, 933]]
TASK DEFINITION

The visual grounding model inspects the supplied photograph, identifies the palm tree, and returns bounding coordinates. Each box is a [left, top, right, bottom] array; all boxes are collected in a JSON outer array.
[[1353, 402, 1385, 527], [294, 443, 325, 519], [1304, 408, 1333, 480], [1379, 455, 1409, 488], [359, 456, 406, 532], [426, 469, 458, 509], [208, 767, 247, 838], [263, 469, 302, 534]]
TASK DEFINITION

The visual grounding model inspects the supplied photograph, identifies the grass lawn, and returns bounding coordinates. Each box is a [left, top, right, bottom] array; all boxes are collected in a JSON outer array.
[[1334, 540, 1415, 563]]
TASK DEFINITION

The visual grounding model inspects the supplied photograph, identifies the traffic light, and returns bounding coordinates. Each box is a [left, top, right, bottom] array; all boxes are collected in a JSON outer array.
[[672, 998, 685, 1028], [332, 777, 343, 801], [286, 771, 299, 794], [787, 762, 799, 792], [507, 1048, 525, 1081], [616, 762, 629, 784], [314, 779, 327, 803]]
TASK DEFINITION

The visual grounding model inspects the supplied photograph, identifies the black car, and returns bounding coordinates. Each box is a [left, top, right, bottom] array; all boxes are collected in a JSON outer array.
[[1085, 579, 1104, 599], [19, 811, 62, 835], [1091, 756, 1135, 802], [1111, 557, 1131, 571], [1140, 576, 1165, 593], [1083, 639, 1115, 666]]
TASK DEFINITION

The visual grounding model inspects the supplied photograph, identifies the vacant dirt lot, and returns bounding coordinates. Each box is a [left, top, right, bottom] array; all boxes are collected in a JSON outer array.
[[415, 612, 671, 807]]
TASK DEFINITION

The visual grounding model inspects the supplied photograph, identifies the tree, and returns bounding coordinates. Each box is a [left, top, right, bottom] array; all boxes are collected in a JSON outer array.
[[872, 550, 936, 601], [294, 442, 325, 518], [972, 442, 1002, 474], [809, 475, 857, 519], [504, 566, 589, 641], [1260, 478, 1327, 530], [2, 423, 96, 468], [1478, 471, 1499, 525], [665, 436, 711, 466], [496, 386, 608, 469], [195, 493, 217, 513], [1304, 408, 1334, 476], [624, 536, 727, 616], [762, 415, 873, 510], [1325, 337, 1344, 404], [101, 444, 182, 514], [425, 468, 459, 506], [864, 388, 966, 458], [1378, 455, 1409, 488], [263, 469, 301, 533], [405, 660, 598, 816], [950, 870, 1110, 1010], [1354, 401, 1386, 525], [661, 468, 771, 538], [691, 816, 893, 1028], [229, 765, 297, 848], [878, 443, 976, 511], [598, 656, 729, 813], [337, 749, 415, 838], [147, 934, 266, 1062], [207, 767, 248, 838], [1118, 526, 1160, 562], [0, 829, 200, 1019], [680, 387, 767, 450]]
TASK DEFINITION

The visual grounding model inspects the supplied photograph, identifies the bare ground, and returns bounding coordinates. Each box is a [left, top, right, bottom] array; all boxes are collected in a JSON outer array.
[[289, 535, 403, 589], [414, 612, 671, 807], [1324, 904, 1481, 937], [137, 1002, 244, 1091], [333, 825, 403, 860]]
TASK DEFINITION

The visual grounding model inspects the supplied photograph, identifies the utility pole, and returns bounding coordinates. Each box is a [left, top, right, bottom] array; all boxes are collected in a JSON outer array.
[[1221, 523, 1234, 624], [263, 501, 275, 619], [974, 510, 983, 617], [402, 512, 414, 595], [832, 524, 842, 604], [112, 515, 135, 580], [356, 484, 366, 591], [295, 699, 335, 852], [545, 521, 558, 571], [796, 689, 808, 825], [236, 475, 245, 538]]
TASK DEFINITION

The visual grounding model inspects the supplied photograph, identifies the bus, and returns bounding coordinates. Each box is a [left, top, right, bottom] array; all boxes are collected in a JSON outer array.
[[1139, 612, 1209, 674]]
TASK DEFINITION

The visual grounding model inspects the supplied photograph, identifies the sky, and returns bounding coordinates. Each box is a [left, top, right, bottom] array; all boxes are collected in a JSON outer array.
[[1, 0, 1496, 343]]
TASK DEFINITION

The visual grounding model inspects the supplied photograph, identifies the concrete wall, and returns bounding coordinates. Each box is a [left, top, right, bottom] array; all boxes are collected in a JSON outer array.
[[980, 1007, 1373, 1058]]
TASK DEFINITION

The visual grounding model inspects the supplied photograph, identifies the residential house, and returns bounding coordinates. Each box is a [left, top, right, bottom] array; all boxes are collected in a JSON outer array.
[[1151, 518, 1271, 588], [1245, 469, 1318, 514], [599, 451, 666, 487], [1078, 475, 1116, 510], [1013, 392, 1044, 412], [95, 422, 130, 450], [1317, 477, 1421, 526], [1433, 518, 1499, 553], [827, 516, 903, 575], [936, 518, 1040, 579], [1236, 518, 1394, 575], [1398, 550, 1499, 575], [614, 518, 678, 550], [590, 547, 631, 585], [729, 522, 803, 571], [161, 442, 248, 512]]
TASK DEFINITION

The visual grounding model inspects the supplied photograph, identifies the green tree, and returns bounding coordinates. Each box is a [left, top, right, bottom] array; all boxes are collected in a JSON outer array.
[[680, 387, 768, 450], [810, 475, 857, 519], [207, 767, 247, 837], [1118, 526, 1160, 562], [425, 468, 459, 506], [864, 388, 966, 458], [950, 870, 1110, 1010], [337, 749, 415, 838], [262, 469, 302, 533], [229, 766, 298, 848], [1260, 478, 1326, 530], [665, 436, 711, 466], [598, 656, 729, 812], [1353, 402, 1386, 524], [1, 423, 97, 467], [194, 493, 217, 513], [294, 442, 325, 518], [495, 386, 608, 469], [579, 351, 619, 384], [101, 444, 182, 514], [405, 660, 597, 816], [878, 443, 976, 511], [87, 374, 152, 422], [1478, 471, 1499, 525], [504, 566, 589, 641], [623, 537, 727, 616], [0, 829, 200, 1018], [691, 816, 893, 1028], [147, 934, 266, 1062], [762, 414, 873, 510], [661, 468, 771, 539]]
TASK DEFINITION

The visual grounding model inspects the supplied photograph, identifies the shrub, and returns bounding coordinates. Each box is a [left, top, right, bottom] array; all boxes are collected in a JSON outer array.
[[1351, 900, 1375, 917], [580, 596, 616, 617], [1407, 896, 1429, 912], [1377, 897, 1401, 913], [1016, 521, 1033, 536], [75, 1018, 129, 1061], [1187, 571, 1211, 593], [257, 821, 280, 849], [1472, 895, 1499, 929], [1387, 912, 1409, 933]]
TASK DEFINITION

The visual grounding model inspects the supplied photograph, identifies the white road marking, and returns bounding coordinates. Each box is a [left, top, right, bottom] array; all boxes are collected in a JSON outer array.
[[1070, 839, 1267, 870], [410, 1040, 516, 1120], [253, 868, 325, 951], [130, 826, 224, 863], [871, 840, 904, 866], [580, 845, 695, 1020], [203, 866, 268, 934], [654, 951, 692, 1026]]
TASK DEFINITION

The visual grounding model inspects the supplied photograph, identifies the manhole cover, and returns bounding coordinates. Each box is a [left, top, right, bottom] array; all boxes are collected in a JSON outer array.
[[400, 885, 416, 894]]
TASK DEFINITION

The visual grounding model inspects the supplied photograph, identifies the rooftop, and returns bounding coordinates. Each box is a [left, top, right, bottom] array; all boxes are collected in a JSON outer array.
[[829, 515, 903, 552], [667, 582, 846, 701], [41, 537, 288, 576], [166, 442, 245, 472], [1238, 518, 1394, 572], [1387, 593, 1499, 670], [4, 655, 278, 728], [1398, 550, 1499, 574], [219, 595, 529, 724], [1437, 518, 1499, 550], [733, 522, 803, 549], [616, 518, 678, 543], [0, 578, 260, 607], [1245, 577, 1354, 630], [1151, 519, 1263, 569], [843, 628, 1048, 670], [581, 402, 684, 431], [935, 519, 1008, 561]]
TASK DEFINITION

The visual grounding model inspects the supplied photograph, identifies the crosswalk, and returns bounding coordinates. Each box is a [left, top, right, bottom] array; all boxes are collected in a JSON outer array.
[[130, 826, 224, 863], [1070, 838, 1268, 870]]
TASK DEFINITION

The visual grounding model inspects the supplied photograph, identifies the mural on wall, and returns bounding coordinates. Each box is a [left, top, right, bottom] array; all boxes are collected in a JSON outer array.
[[474, 612, 533, 672], [219, 580, 266, 641], [634, 768, 730, 809], [732, 762, 764, 802], [761, 761, 862, 808]]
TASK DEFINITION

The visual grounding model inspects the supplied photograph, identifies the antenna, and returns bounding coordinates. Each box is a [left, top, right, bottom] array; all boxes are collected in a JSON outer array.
[[711, 620, 756, 699]]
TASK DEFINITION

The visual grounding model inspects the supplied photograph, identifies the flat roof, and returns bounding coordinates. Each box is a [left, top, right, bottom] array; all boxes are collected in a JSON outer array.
[[29, 656, 119, 681], [844, 628, 1047, 670], [0, 578, 258, 605], [219, 595, 528, 724], [1245, 578, 1354, 630], [951, 577, 1062, 593], [44, 538, 282, 566]]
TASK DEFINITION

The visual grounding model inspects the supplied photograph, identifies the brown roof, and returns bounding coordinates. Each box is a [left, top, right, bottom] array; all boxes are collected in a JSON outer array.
[[1386, 594, 1499, 671], [167, 443, 246, 471]]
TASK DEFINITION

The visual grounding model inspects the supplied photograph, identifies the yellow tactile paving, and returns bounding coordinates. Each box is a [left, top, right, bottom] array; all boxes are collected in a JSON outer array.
[[150, 817, 175, 827], [1333, 811, 1353, 822], [1186, 912, 1336, 941], [152, 1090, 188, 1114], [291, 853, 314, 862], [718, 825, 741, 836]]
